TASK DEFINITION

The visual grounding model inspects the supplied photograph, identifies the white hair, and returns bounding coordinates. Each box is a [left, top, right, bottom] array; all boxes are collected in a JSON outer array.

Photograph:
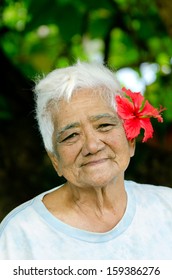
[[34, 60, 122, 152]]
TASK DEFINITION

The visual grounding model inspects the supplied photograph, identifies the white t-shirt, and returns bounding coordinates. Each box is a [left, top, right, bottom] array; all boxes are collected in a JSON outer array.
[[0, 180, 172, 260]]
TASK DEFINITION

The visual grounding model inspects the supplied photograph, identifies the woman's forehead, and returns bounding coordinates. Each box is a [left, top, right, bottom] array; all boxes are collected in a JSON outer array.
[[55, 87, 114, 110], [50, 88, 117, 127]]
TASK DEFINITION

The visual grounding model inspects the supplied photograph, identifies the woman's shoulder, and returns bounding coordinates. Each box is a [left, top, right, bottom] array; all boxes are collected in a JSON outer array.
[[125, 180, 172, 205], [0, 185, 63, 236], [126, 179, 172, 192], [0, 197, 36, 236], [130, 180, 171, 191]]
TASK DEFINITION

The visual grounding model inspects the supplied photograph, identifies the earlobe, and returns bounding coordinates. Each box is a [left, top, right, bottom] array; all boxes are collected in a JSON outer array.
[[47, 151, 63, 177], [129, 139, 136, 157]]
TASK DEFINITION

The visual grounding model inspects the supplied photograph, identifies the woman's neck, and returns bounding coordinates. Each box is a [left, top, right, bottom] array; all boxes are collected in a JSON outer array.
[[43, 179, 127, 232]]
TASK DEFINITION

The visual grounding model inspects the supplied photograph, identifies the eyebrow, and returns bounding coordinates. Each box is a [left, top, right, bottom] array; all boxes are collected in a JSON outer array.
[[89, 113, 118, 122], [57, 113, 118, 137]]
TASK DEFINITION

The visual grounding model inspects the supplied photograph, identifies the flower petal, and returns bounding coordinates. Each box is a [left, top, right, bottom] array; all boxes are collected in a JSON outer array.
[[123, 118, 141, 140], [115, 95, 134, 119], [140, 100, 164, 122], [122, 87, 144, 111], [139, 118, 154, 142]]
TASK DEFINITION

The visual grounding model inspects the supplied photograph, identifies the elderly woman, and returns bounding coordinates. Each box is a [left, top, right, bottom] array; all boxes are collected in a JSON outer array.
[[0, 61, 172, 259]]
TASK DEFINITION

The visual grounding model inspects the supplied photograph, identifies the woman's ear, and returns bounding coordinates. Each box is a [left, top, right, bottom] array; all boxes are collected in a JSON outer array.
[[129, 138, 136, 157], [46, 151, 63, 177]]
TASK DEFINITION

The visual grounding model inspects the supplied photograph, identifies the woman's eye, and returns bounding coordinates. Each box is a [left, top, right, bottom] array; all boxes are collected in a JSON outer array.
[[98, 123, 114, 131], [62, 133, 78, 142]]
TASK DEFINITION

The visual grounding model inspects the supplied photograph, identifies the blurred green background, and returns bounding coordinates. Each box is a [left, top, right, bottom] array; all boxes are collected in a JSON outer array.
[[0, 0, 172, 221]]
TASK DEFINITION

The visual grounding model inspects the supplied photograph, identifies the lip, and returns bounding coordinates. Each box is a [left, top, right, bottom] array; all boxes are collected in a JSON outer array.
[[81, 158, 108, 167]]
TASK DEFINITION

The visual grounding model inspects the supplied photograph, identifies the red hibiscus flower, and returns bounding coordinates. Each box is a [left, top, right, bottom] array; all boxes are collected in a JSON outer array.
[[115, 87, 165, 142]]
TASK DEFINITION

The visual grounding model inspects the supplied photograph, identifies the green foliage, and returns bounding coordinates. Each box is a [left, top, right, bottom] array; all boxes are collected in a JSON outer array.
[[2, 1, 28, 31], [0, 0, 172, 123]]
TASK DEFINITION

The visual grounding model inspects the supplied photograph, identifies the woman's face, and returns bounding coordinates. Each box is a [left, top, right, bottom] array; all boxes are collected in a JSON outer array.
[[49, 88, 135, 188]]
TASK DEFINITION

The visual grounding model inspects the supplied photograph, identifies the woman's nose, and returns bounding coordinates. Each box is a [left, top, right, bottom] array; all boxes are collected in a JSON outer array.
[[81, 130, 104, 156]]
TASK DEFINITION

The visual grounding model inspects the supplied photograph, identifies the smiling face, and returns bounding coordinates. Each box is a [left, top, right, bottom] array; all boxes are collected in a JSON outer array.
[[48, 88, 135, 189]]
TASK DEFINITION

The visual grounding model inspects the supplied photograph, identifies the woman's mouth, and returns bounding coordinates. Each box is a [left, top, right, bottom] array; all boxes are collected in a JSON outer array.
[[82, 158, 108, 167]]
